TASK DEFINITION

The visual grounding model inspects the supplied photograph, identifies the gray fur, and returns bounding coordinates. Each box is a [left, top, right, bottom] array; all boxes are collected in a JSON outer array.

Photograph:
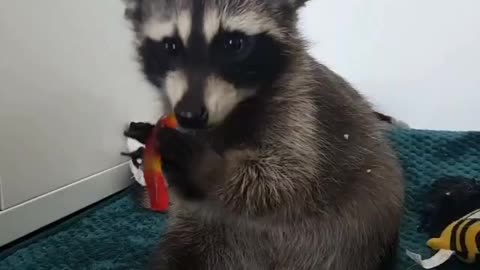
[[123, 1, 405, 269], [124, 0, 309, 32]]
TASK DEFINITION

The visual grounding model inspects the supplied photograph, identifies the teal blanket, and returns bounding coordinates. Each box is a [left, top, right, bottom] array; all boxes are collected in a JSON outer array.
[[1, 129, 480, 270]]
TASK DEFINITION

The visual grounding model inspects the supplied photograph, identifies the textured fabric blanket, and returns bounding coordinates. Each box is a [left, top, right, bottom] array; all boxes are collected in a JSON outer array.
[[1, 129, 479, 270]]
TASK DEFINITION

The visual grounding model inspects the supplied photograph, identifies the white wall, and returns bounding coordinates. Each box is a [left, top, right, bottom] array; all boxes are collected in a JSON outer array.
[[300, 0, 480, 131], [0, 0, 161, 209]]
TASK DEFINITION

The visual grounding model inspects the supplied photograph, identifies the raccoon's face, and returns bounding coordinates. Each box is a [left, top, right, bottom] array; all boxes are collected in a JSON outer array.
[[125, 0, 309, 129]]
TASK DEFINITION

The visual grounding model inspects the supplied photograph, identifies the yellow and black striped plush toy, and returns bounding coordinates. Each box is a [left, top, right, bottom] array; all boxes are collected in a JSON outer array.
[[427, 208, 480, 263]]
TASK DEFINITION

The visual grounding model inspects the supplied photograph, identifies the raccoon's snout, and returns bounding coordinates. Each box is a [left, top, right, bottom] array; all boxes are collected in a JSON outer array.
[[174, 101, 209, 130]]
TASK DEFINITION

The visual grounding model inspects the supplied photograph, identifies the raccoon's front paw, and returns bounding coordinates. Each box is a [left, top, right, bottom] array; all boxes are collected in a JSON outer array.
[[156, 127, 207, 200]]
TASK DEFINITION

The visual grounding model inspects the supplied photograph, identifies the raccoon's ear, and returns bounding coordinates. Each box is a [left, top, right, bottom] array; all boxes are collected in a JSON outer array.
[[289, 0, 311, 9], [269, 0, 311, 11], [123, 0, 142, 23]]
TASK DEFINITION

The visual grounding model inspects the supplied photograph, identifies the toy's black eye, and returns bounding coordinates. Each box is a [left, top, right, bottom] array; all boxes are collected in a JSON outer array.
[[162, 38, 182, 56]]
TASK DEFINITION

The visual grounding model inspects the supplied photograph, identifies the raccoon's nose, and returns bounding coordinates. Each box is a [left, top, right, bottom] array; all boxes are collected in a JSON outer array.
[[174, 106, 209, 129]]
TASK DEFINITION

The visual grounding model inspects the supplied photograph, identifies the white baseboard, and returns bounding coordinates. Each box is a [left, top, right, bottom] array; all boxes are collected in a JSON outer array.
[[0, 175, 4, 211], [0, 163, 133, 247]]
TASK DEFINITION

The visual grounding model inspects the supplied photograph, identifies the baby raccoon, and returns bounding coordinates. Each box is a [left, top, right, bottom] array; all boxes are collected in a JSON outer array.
[[123, 0, 405, 269]]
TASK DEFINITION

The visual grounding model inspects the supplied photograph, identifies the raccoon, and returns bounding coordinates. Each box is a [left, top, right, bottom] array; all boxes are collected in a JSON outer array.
[[123, 0, 405, 269]]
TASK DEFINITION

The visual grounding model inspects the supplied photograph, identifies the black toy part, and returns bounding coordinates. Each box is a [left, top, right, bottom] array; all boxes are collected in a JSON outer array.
[[418, 176, 480, 238], [123, 122, 155, 145]]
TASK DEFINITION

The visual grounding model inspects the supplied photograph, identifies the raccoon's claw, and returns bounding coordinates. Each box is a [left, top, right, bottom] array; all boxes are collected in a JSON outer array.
[[156, 127, 206, 200]]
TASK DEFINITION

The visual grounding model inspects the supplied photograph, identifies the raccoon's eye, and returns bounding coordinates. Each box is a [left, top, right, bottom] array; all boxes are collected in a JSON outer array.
[[162, 37, 182, 56], [224, 34, 244, 52], [217, 32, 254, 61]]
